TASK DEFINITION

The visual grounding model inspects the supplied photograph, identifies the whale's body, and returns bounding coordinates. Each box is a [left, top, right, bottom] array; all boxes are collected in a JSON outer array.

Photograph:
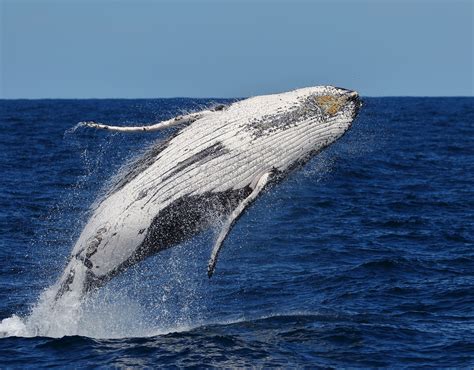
[[56, 86, 361, 299]]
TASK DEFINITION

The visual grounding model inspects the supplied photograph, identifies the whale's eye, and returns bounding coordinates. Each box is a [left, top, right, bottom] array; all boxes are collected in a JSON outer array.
[[315, 95, 345, 116]]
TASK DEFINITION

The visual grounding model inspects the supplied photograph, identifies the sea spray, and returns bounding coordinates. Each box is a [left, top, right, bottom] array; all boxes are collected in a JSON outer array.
[[0, 283, 84, 338], [0, 234, 210, 339]]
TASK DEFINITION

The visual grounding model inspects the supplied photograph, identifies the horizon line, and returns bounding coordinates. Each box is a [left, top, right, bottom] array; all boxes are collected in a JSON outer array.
[[1, 95, 473, 100]]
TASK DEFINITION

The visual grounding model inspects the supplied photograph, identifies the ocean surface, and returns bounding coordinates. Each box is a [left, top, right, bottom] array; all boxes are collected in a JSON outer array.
[[0, 97, 472, 367]]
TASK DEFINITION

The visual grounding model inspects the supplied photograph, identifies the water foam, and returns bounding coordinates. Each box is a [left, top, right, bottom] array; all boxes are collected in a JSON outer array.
[[0, 282, 82, 338], [0, 235, 210, 339], [0, 284, 176, 339]]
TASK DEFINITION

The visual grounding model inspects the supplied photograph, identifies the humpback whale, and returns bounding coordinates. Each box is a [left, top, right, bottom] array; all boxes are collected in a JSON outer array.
[[55, 85, 361, 300]]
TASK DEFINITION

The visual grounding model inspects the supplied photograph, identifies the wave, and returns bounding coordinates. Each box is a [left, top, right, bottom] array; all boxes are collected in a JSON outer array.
[[0, 303, 332, 340]]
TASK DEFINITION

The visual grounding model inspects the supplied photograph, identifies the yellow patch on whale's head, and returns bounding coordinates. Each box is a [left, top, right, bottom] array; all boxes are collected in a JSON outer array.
[[314, 95, 348, 116]]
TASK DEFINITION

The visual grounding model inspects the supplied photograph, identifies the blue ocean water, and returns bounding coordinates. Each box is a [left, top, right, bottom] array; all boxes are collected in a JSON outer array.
[[0, 97, 473, 367]]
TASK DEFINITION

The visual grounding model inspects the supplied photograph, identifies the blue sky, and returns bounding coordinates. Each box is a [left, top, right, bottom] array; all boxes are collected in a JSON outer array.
[[1, 0, 472, 98]]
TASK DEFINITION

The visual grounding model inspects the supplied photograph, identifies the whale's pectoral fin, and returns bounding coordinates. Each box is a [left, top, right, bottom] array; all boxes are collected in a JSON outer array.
[[207, 171, 272, 278], [78, 109, 219, 133]]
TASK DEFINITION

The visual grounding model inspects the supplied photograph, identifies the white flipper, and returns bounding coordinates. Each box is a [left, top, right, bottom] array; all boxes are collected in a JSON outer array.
[[78, 109, 218, 133], [207, 172, 272, 278]]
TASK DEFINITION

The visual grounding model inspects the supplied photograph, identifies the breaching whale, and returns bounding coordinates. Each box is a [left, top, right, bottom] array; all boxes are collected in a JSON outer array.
[[55, 85, 361, 300]]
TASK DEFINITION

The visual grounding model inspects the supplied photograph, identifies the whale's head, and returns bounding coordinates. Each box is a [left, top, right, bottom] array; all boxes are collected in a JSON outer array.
[[249, 85, 361, 173]]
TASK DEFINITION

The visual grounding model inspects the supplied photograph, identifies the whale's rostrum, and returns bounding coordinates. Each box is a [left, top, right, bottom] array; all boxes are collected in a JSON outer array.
[[55, 85, 361, 301]]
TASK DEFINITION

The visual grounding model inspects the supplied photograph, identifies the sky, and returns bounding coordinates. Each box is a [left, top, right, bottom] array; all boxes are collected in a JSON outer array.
[[0, 0, 472, 98]]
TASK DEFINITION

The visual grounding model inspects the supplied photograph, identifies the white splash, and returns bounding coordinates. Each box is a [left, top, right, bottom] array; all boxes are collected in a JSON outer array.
[[0, 239, 206, 339], [0, 282, 83, 338], [0, 286, 161, 339]]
